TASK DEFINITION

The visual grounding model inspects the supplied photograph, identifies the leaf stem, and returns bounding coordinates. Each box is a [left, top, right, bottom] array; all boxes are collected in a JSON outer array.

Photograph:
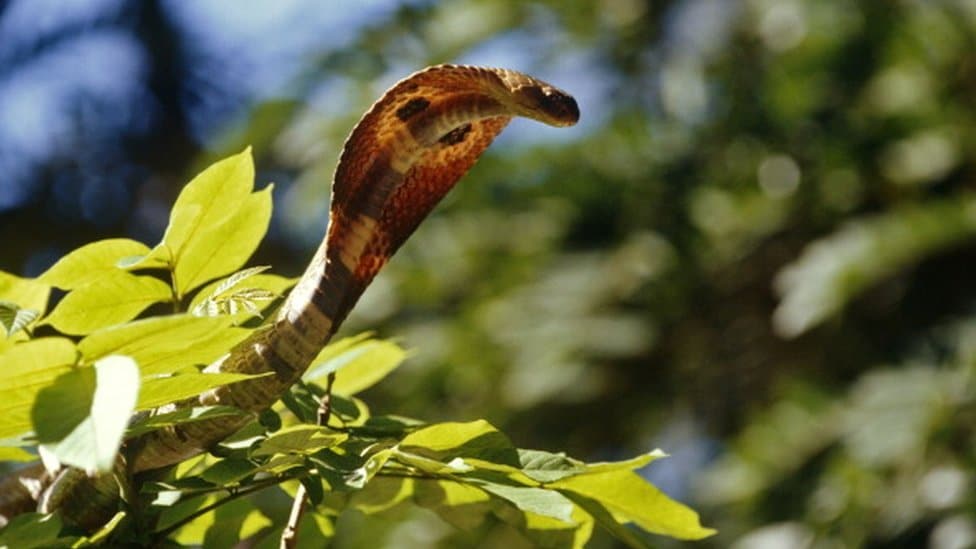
[[152, 473, 296, 541], [280, 372, 336, 549]]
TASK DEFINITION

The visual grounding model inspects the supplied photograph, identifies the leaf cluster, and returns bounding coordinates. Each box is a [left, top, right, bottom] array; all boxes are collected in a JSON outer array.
[[0, 149, 712, 547]]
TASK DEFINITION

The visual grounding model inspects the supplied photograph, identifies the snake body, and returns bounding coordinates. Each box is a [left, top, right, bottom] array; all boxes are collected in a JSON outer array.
[[0, 64, 578, 529]]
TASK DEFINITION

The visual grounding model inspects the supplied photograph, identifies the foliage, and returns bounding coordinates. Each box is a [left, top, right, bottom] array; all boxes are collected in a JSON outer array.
[[0, 150, 712, 547]]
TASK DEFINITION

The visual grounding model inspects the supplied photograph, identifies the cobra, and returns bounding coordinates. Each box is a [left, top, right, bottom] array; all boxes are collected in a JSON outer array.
[[0, 64, 579, 530]]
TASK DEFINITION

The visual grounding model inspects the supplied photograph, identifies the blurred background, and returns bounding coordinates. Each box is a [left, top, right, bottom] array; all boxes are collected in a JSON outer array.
[[3, 0, 976, 547]]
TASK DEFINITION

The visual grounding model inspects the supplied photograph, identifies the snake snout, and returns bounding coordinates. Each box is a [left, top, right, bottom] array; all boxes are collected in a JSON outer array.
[[514, 84, 580, 127], [539, 86, 580, 127]]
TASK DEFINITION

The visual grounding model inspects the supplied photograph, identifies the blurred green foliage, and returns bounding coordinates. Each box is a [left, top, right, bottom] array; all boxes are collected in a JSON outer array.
[[220, 1, 976, 546]]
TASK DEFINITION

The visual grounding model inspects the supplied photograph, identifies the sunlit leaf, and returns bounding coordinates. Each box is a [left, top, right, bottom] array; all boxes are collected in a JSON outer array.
[[551, 469, 715, 541], [304, 335, 408, 396], [0, 271, 50, 315], [477, 482, 575, 523], [413, 479, 493, 531], [145, 147, 270, 297], [191, 266, 271, 304], [137, 371, 269, 410], [579, 450, 666, 475], [193, 289, 277, 318], [250, 425, 347, 457], [78, 314, 250, 377], [165, 493, 220, 545], [349, 476, 414, 515], [0, 337, 77, 438], [559, 491, 657, 549], [161, 147, 255, 262], [399, 420, 517, 464], [393, 449, 473, 475], [43, 272, 172, 335], [494, 502, 594, 549], [174, 184, 273, 296], [238, 508, 273, 542], [38, 238, 151, 290], [0, 445, 35, 462], [34, 355, 140, 473]]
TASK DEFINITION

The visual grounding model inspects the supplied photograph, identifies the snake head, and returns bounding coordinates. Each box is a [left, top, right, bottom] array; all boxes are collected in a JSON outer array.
[[510, 83, 580, 127]]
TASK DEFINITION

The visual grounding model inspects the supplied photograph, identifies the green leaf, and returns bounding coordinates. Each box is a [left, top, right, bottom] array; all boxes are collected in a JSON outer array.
[[137, 371, 269, 410], [413, 479, 493, 531], [237, 508, 274, 543], [516, 449, 586, 483], [0, 445, 35, 462], [79, 314, 250, 377], [189, 266, 272, 311], [399, 420, 518, 465], [0, 271, 49, 350], [349, 476, 413, 515], [305, 337, 408, 396], [477, 482, 575, 523], [190, 269, 293, 319], [577, 450, 666, 475], [551, 470, 715, 541], [0, 270, 50, 314], [558, 491, 657, 549], [0, 301, 39, 338], [199, 500, 271, 548], [116, 244, 172, 272], [146, 148, 272, 297], [37, 238, 151, 290], [250, 425, 347, 457], [164, 493, 220, 545], [300, 474, 326, 506], [44, 272, 173, 335], [493, 502, 594, 549], [301, 333, 372, 373], [200, 458, 258, 486], [161, 148, 255, 258], [0, 512, 64, 549], [0, 337, 77, 438], [174, 184, 273, 296], [349, 476, 414, 515], [34, 355, 140, 473], [306, 449, 374, 491], [393, 449, 473, 475], [350, 448, 395, 490]]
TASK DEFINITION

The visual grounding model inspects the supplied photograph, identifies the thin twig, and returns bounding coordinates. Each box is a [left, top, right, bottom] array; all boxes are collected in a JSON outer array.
[[153, 473, 296, 541], [280, 371, 336, 549]]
